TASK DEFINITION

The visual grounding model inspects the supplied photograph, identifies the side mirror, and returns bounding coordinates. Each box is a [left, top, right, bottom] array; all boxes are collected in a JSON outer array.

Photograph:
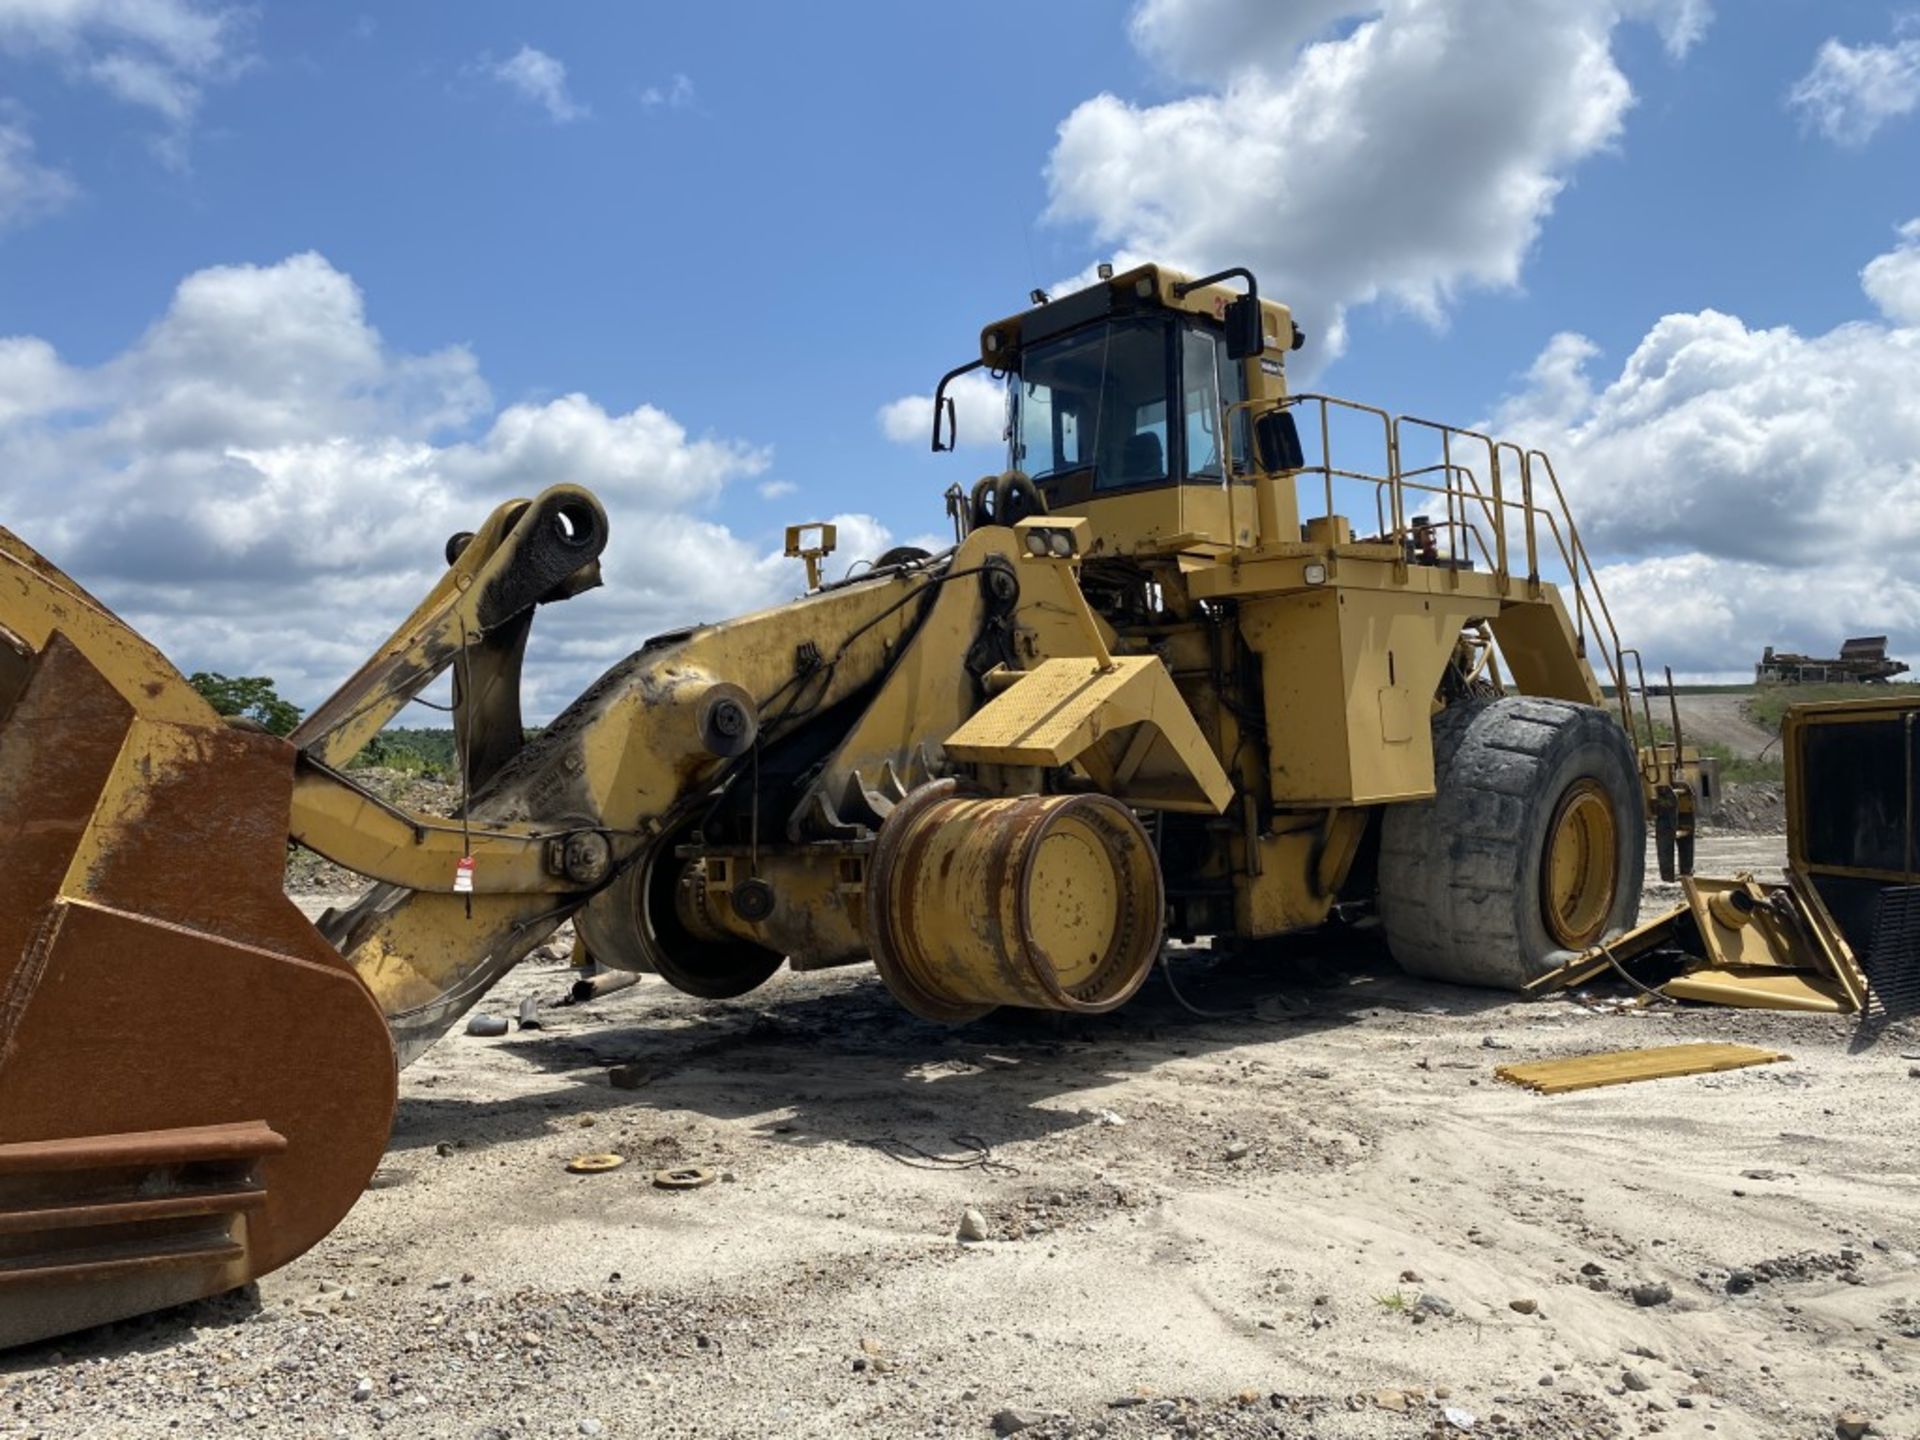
[[930, 359, 987, 453], [1254, 410, 1304, 473], [1223, 294, 1263, 361]]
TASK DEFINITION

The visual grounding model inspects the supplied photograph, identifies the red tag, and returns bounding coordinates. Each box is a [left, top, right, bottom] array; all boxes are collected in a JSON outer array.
[[454, 856, 475, 894]]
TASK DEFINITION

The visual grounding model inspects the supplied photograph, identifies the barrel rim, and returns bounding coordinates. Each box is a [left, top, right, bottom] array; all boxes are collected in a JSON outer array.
[[866, 783, 1165, 1020]]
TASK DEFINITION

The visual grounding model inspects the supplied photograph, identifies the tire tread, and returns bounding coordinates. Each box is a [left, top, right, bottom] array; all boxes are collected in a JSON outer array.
[[1378, 696, 1645, 989]]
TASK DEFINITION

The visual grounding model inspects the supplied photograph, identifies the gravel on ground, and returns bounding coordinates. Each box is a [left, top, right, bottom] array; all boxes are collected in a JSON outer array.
[[6, 834, 1915, 1440]]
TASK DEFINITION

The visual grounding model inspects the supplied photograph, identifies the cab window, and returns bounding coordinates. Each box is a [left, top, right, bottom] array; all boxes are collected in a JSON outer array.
[[1011, 313, 1245, 493], [1014, 317, 1171, 492], [1183, 324, 1251, 480], [1183, 328, 1225, 480]]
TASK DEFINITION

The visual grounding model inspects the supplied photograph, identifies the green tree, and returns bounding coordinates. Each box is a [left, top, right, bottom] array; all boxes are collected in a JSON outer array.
[[188, 672, 304, 736]]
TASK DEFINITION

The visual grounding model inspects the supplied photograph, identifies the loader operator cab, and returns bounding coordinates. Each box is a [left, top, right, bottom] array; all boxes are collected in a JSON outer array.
[[1009, 313, 1249, 502], [934, 263, 1304, 558]]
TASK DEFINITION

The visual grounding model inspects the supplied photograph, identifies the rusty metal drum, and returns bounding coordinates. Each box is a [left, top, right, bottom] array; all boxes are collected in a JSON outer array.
[[865, 780, 1164, 1022]]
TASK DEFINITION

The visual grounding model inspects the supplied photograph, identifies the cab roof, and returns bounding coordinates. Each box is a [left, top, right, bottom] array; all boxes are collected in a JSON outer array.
[[979, 263, 1298, 368]]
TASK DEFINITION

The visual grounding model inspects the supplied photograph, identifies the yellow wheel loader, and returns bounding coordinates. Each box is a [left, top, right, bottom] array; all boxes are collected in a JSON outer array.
[[0, 264, 1661, 1345]]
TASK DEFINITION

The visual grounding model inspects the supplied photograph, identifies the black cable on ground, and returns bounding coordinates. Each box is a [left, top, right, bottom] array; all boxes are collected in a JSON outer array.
[[1157, 947, 1248, 1020], [857, 1133, 1020, 1178]]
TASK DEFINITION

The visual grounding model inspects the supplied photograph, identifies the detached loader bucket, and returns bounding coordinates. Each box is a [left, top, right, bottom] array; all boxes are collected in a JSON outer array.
[[0, 531, 396, 1349]]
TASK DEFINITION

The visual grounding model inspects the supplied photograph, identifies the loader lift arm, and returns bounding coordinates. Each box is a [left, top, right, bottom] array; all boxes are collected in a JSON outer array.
[[294, 496, 1228, 1063]]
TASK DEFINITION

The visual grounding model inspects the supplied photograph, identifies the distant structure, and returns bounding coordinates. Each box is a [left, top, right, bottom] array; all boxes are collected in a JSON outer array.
[[1756, 636, 1910, 685]]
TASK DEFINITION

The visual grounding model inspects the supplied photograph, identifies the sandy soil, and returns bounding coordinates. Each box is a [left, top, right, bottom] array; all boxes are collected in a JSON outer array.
[[5, 832, 1918, 1440]]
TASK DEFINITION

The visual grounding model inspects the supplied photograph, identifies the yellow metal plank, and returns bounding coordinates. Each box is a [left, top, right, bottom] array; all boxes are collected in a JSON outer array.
[[1496, 1042, 1789, 1095]]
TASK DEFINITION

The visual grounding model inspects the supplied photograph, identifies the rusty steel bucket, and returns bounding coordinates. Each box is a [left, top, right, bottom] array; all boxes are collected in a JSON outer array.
[[0, 531, 396, 1349]]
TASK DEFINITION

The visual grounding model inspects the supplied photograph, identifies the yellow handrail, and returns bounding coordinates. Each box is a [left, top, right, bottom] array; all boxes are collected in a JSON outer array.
[[1227, 393, 1633, 723]]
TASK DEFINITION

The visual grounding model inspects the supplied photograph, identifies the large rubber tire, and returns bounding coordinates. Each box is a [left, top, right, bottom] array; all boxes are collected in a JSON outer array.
[[1378, 697, 1645, 989]]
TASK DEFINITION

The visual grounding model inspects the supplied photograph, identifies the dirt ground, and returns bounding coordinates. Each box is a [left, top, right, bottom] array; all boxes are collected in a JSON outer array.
[[5, 830, 1919, 1440], [1666, 695, 1777, 763]]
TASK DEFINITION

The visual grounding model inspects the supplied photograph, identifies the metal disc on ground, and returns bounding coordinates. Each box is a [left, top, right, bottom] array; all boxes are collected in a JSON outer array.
[[653, 1166, 717, 1189], [566, 1153, 627, 1174]]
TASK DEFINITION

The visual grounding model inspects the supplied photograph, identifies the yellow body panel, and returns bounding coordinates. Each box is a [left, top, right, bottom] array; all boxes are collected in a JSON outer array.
[[944, 654, 1233, 814], [1063, 484, 1257, 560], [1240, 587, 1484, 805], [1680, 876, 1804, 971], [1212, 800, 1370, 940]]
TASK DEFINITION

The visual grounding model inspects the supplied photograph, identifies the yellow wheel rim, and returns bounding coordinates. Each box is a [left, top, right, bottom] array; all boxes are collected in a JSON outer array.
[[1542, 779, 1618, 949]]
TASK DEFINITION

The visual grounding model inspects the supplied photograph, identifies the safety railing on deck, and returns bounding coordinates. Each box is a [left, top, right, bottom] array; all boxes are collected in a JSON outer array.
[[1227, 392, 1641, 747]]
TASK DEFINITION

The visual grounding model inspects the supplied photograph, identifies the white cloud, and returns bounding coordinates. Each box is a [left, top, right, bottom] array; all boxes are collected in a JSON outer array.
[[0, 0, 232, 67], [1789, 22, 1920, 146], [0, 121, 75, 231], [0, 0, 246, 166], [87, 50, 197, 124], [1595, 554, 1920, 683], [639, 73, 694, 109], [879, 368, 1005, 450], [1485, 221, 1920, 677], [1862, 218, 1920, 325], [807, 513, 893, 581], [757, 479, 797, 500], [0, 334, 80, 423], [489, 44, 587, 124], [0, 253, 895, 716], [1043, 0, 1708, 363]]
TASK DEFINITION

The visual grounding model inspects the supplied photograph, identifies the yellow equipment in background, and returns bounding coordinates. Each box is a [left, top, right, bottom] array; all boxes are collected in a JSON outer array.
[[2, 262, 1668, 1344]]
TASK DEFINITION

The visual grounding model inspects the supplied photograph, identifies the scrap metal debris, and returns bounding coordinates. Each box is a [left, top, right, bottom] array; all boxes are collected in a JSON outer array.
[[1534, 692, 1917, 1019], [653, 1166, 717, 1190], [1662, 967, 1847, 1012], [566, 968, 642, 1004], [1496, 1042, 1789, 1094], [1532, 872, 1871, 1014]]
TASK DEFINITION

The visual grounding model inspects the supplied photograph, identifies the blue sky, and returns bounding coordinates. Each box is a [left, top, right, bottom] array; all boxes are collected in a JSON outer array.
[[2, 0, 1919, 707]]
